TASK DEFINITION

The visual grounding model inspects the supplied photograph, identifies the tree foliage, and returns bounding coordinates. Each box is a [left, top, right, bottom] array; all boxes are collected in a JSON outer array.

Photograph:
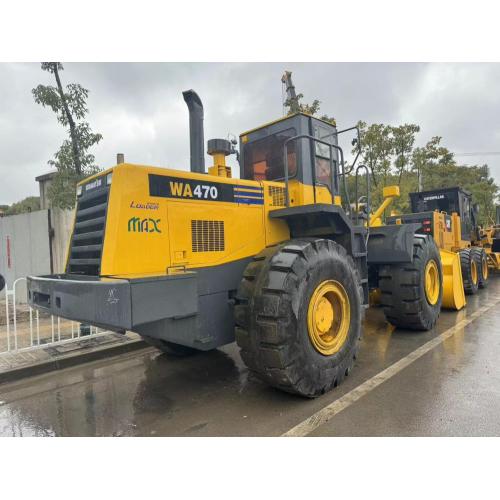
[[5, 197, 41, 215], [353, 122, 498, 225], [284, 94, 336, 125], [32, 62, 102, 209], [281, 81, 498, 227]]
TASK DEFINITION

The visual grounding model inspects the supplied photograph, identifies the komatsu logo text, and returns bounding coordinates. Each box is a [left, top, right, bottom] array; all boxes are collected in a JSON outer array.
[[128, 217, 161, 233]]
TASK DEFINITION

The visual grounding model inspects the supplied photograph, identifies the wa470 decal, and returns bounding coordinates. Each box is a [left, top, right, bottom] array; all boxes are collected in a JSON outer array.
[[148, 174, 263, 205]]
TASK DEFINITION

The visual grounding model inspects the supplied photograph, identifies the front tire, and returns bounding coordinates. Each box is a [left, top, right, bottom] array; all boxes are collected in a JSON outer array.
[[460, 248, 479, 295], [234, 238, 363, 398], [471, 247, 489, 289], [379, 234, 443, 331]]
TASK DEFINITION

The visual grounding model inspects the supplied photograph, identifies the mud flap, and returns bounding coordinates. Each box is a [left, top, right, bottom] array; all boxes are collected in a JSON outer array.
[[440, 249, 466, 310]]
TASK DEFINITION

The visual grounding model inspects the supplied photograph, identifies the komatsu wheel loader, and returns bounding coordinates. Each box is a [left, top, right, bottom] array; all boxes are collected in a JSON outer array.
[[28, 78, 447, 397]]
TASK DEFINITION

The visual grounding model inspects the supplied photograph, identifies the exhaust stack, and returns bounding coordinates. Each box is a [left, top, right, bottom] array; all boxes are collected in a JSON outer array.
[[182, 89, 205, 174]]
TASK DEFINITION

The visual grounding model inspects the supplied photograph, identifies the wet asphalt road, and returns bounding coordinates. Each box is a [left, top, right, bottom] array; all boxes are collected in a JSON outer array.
[[1, 277, 500, 437]]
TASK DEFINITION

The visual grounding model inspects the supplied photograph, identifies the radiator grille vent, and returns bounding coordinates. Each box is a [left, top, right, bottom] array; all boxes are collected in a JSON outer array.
[[268, 186, 286, 207], [67, 185, 109, 276], [191, 220, 225, 252]]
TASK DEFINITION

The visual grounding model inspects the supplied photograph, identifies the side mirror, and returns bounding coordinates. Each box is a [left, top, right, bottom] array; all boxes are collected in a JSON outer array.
[[473, 203, 480, 214], [0, 274, 5, 293]]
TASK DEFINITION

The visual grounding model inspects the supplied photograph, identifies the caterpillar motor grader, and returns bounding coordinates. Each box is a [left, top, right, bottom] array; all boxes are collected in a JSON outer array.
[[28, 77, 449, 397], [383, 187, 500, 309]]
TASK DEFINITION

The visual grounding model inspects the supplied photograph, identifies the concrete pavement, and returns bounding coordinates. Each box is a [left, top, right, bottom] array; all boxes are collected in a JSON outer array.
[[1, 277, 499, 436]]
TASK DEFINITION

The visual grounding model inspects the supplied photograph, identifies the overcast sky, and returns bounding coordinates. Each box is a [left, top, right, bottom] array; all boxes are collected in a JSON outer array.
[[1, 62, 499, 205]]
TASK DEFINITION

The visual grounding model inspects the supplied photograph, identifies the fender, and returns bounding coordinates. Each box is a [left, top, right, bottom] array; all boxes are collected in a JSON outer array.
[[367, 223, 422, 264]]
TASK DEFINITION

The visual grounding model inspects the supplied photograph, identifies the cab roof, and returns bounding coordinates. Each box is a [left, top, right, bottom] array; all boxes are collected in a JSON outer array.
[[239, 112, 337, 137]]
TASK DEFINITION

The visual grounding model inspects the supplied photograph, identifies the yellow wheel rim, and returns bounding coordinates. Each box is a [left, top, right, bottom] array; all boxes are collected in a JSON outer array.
[[307, 280, 350, 356], [471, 259, 478, 285], [424, 259, 440, 306], [482, 256, 489, 280]]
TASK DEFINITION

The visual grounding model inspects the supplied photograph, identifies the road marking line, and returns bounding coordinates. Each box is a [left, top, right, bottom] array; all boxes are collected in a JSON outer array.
[[282, 296, 500, 437]]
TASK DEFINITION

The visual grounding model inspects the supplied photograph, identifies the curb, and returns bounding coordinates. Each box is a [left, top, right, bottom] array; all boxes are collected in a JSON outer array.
[[0, 338, 148, 385]]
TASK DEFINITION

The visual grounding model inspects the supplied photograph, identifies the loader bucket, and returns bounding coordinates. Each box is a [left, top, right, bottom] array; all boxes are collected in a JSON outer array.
[[439, 249, 466, 310]]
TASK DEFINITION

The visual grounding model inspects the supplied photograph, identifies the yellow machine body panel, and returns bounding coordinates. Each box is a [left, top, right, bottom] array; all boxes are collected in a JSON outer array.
[[76, 157, 343, 278], [78, 163, 311, 277]]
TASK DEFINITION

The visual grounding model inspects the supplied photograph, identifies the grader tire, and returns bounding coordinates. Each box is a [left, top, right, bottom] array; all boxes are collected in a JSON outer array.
[[471, 247, 489, 289], [379, 234, 442, 331], [142, 336, 198, 356], [460, 248, 479, 295], [234, 238, 363, 398]]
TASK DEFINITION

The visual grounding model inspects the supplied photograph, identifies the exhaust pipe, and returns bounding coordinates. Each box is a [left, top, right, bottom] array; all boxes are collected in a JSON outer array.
[[182, 89, 205, 174]]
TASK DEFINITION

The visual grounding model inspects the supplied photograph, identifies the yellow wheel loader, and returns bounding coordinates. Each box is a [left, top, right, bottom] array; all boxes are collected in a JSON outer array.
[[28, 83, 445, 397]]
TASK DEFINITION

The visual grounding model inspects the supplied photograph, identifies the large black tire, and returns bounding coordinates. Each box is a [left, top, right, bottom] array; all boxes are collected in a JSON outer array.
[[460, 248, 479, 295], [142, 336, 198, 356], [379, 234, 442, 331], [470, 247, 489, 289], [234, 238, 363, 398]]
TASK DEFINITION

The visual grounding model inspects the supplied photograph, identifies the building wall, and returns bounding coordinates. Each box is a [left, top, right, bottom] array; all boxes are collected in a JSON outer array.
[[0, 210, 51, 301]]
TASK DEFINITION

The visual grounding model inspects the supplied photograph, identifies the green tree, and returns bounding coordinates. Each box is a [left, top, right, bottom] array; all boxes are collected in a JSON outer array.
[[356, 121, 394, 191], [283, 88, 336, 124], [391, 123, 420, 185], [412, 136, 455, 191], [5, 196, 41, 215], [32, 62, 102, 209]]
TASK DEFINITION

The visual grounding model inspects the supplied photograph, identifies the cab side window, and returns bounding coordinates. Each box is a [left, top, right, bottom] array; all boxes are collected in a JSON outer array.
[[313, 125, 335, 191], [243, 128, 297, 181]]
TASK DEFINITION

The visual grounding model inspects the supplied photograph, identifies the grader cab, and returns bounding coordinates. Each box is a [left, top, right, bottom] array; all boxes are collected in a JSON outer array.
[[28, 77, 450, 397]]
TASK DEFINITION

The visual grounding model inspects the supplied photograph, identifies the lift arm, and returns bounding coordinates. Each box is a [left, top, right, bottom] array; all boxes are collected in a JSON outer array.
[[369, 185, 400, 227]]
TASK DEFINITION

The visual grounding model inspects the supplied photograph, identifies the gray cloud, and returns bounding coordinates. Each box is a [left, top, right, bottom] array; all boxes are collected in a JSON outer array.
[[1, 62, 499, 204]]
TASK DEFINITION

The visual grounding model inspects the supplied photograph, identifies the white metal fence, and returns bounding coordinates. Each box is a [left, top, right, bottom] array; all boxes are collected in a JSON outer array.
[[1, 277, 104, 354]]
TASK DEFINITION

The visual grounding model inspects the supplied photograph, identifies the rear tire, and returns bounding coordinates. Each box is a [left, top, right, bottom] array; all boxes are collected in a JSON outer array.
[[379, 234, 442, 331], [460, 248, 479, 295], [470, 247, 489, 289], [234, 238, 363, 398], [142, 336, 197, 356]]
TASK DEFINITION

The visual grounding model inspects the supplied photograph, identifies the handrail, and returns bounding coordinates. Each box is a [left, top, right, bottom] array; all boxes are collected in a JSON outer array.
[[283, 134, 348, 213], [320, 125, 362, 176], [354, 164, 371, 227]]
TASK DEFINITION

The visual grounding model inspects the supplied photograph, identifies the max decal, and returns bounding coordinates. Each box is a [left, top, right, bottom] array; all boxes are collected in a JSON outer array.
[[128, 217, 161, 233]]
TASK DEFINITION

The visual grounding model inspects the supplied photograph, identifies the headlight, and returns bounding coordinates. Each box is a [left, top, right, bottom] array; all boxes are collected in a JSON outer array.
[[76, 185, 83, 196], [106, 173, 113, 185]]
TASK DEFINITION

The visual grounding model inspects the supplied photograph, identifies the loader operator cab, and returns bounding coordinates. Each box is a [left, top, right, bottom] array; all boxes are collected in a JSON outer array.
[[239, 113, 341, 201]]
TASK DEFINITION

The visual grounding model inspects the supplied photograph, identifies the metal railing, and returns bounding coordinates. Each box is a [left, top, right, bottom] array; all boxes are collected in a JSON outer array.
[[1, 277, 104, 354], [354, 164, 371, 226]]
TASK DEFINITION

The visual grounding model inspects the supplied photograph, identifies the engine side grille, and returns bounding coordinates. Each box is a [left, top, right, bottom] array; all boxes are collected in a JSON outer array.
[[268, 186, 286, 207], [191, 220, 225, 252], [67, 186, 110, 275]]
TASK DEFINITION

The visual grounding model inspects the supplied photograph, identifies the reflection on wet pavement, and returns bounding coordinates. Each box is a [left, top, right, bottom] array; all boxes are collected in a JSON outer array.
[[1, 278, 500, 436]]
